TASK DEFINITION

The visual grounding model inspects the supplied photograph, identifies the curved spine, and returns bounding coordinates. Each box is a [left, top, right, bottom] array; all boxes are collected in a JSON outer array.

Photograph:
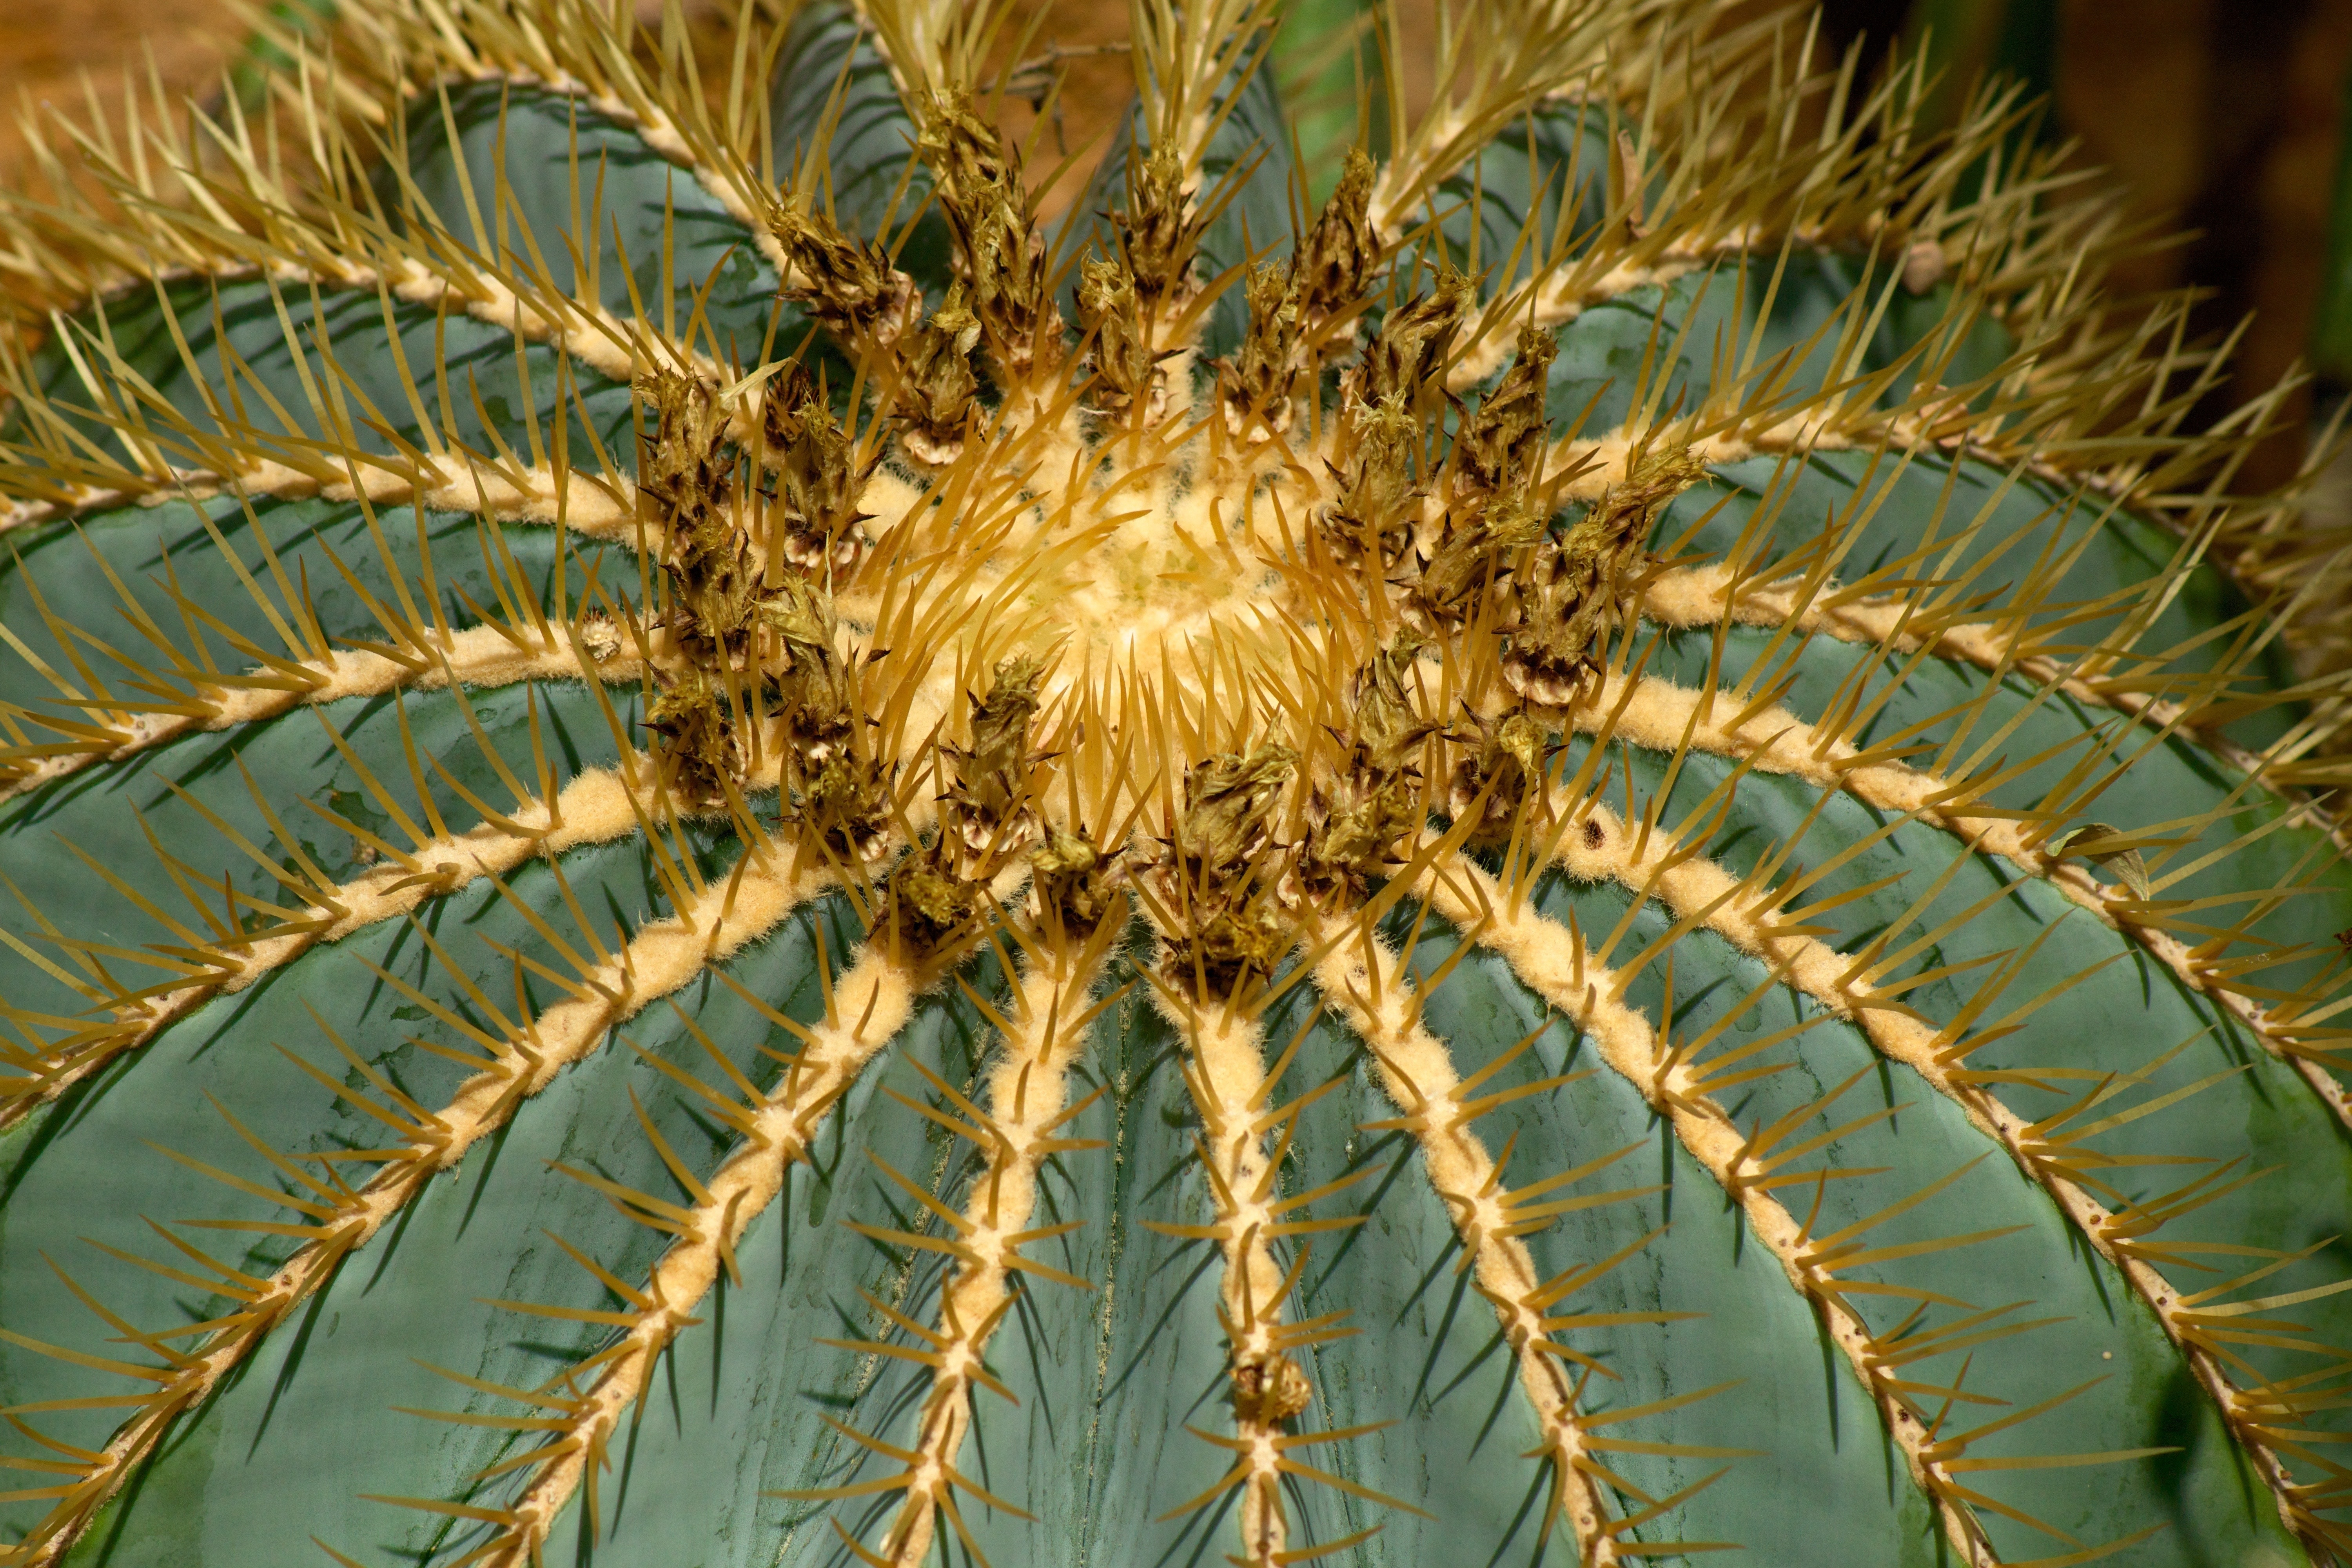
[[446, 942, 921, 1565], [1540, 787, 2337, 1552], [5, 821, 840, 1567], [1419, 849, 2001, 1565]]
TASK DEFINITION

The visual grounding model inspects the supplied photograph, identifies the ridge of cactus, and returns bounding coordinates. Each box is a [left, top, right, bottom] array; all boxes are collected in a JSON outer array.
[[1, 2, 2350, 1566]]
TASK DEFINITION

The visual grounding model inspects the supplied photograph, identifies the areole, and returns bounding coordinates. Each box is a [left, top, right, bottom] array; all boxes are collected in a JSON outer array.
[[0, 2, 2348, 1567]]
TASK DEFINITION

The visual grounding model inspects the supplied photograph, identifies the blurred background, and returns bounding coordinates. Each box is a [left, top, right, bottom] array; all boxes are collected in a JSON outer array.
[[8, 0, 2352, 502]]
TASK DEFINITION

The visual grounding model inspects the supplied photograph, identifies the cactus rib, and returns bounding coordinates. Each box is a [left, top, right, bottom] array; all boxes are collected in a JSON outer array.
[[4, 830, 840, 1563], [1424, 849, 2077, 1565], [1310, 921, 1679, 1564], [0, 621, 639, 808], [450, 937, 920, 1567], [1532, 790, 2337, 1535], [5, 0, 2352, 1563]]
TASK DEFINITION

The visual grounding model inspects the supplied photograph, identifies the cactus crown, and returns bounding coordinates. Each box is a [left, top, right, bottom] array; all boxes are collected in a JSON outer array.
[[2, 2, 2351, 1566]]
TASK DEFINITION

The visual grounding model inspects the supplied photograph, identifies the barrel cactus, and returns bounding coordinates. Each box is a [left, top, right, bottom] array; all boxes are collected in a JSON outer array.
[[2, 0, 2350, 1564]]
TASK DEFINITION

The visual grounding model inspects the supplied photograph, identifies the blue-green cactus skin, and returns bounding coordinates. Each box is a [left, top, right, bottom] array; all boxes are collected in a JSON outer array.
[[2, 5, 2350, 1568]]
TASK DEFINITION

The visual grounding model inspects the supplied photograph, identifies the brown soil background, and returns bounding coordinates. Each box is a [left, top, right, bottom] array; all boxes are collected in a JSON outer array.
[[5, 0, 2351, 492]]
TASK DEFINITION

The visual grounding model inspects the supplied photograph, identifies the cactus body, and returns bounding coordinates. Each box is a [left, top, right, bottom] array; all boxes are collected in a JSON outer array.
[[2, 3, 2351, 1566]]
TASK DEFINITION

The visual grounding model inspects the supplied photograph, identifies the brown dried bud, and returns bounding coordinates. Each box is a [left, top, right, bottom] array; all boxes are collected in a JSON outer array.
[[1231, 1352, 1312, 1425], [897, 288, 982, 466], [1349, 269, 1476, 412], [667, 539, 769, 666], [1408, 492, 1547, 632], [875, 833, 982, 962], [635, 367, 735, 567], [1301, 639, 1435, 899], [1500, 444, 1706, 704], [946, 655, 1044, 862], [1221, 260, 1300, 436], [1078, 254, 1161, 419], [921, 91, 1060, 377], [1031, 824, 1116, 938], [799, 744, 893, 866], [1349, 635, 1429, 768], [763, 573, 853, 764], [1448, 709, 1546, 843], [645, 667, 740, 803], [637, 367, 768, 665], [761, 365, 874, 576], [1176, 746, 1294, 868], [1322, 392, 1422, 569], [1447, 325, 1557, 504], [770, 203, 918, 358], [1112, 146, 1209, 309], [759, 572, 887, 860], [1158, 746, 1298, 995], [1294, 146, 1379, 340]]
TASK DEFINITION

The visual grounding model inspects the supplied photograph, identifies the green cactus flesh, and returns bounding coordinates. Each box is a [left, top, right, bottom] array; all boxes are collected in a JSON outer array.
[[2, 2, 2351, 1566]]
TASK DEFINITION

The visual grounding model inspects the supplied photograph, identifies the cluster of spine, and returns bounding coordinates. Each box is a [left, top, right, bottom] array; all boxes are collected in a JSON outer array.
[[0, 2, 2349, 1567]]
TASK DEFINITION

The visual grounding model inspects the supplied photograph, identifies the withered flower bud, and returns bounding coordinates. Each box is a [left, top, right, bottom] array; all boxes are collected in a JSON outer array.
[[1112, 146, 1209, 309], [762, 573, 853, 762], [947, 655, 1045, 860], [646, 666, 740, 803], [1350, 269, 1477, 412], [666, 539, 769, 666], [874, 834, 982, 964], [1300, 638, 1436, 899], [760, 574, 889, 862], [1078, 254, 1161, 419], [769, 203, 918, 357], [577, 611, 623, 665], [1447, 325, 1557, 504], [637, 367, 763, 663], [1408, 492, 1547, 631], [1231, 1351, 1313, 1424], [1158, 745, 1299, 995], [761, 365, 875, 575], [1448, 709, 1546, 844], [1221, 260, 1301, 436], [798, 744, 893, 866], [1031, 824, 1116, 937], [919, 88, 1010, 194], [635, 367, 735, 563], [1348, 634, 1428, 771], [1322, 392, 1423, 568], [921, 91, 1059, 377], [1294, 146, 1380, 339], [1499, 444, 1706, 704], [1176, 745, 1295, 868], [896, 287, 982, 466]]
